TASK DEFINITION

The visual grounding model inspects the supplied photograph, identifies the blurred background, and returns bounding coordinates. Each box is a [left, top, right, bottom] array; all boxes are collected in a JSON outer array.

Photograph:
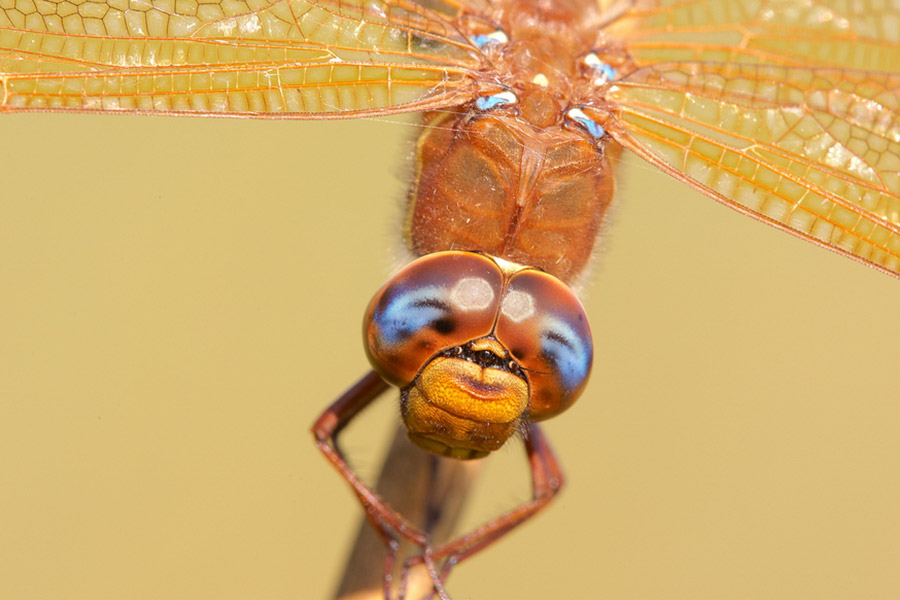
[[2, 112, 898, 599]]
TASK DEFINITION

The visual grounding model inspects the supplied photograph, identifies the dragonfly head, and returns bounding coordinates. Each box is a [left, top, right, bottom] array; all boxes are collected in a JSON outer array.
[[363, 251, 593, 459]]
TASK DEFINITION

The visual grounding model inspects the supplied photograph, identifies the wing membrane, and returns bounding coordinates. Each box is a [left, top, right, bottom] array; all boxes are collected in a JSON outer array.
[[605, 62, 900, 275], [614, 0, 900, 72], [0, 0, 481, 116]]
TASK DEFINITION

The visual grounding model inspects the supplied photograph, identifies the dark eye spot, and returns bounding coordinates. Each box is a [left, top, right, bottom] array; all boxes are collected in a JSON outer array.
[[432, 318, 455, 335]]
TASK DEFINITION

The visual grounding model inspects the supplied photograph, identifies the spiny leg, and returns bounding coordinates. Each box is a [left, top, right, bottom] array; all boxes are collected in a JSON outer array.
[[413, 423, 564, 591], [312, 371, 427, 598], [313, 371, 464, 599]]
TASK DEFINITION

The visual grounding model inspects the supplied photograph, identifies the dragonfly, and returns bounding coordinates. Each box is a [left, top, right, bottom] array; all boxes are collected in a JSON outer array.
[[2, 0, 899, 598]]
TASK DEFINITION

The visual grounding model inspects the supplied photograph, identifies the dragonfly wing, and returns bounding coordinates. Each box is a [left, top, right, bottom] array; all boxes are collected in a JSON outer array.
[[615, 0, 900, 72], [0, 0, 481, 116], [603, 62, 900, 276]]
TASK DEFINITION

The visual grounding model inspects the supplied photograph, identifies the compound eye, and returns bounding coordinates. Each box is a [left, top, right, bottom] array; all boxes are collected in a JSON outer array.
[[363, 252, 503, 387], [495, 269, 593, 420]]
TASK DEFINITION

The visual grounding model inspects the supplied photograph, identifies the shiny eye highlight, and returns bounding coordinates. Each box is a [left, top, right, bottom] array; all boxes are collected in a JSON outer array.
[[363, 252, 502, 387], [495, 269, 593, 421]]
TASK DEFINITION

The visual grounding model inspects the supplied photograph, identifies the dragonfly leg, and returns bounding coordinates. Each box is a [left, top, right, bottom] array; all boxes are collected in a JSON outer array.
[[397, 544, 452, 600], [312, 370, 432, 599], [429, 422, 564, 582], [394, 545, 451, 600], [397, 422, 563, 597], [313, 374, 561, 599]]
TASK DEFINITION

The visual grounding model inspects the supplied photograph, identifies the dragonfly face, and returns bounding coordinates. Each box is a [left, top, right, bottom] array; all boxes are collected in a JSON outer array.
[[364, 251, 592, 458]]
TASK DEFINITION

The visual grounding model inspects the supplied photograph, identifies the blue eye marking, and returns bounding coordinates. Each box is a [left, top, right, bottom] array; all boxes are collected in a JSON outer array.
[[374, 285, 448, 346], [540, 317, 591, 391]]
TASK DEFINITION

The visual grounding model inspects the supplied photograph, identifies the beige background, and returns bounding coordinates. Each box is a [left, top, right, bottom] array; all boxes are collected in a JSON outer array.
[[2, 112, 899, 599]]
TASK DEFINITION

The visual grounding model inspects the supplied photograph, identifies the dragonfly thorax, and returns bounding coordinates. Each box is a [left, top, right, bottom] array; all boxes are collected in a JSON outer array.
[[415, 1, 629, 285], [407, 104, 619, 284]]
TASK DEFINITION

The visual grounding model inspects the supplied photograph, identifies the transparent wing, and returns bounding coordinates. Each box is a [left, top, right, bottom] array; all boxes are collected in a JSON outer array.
[[0, 0, 481, 116], [602, 62, 900, 276], [612, 0, 900, 72]]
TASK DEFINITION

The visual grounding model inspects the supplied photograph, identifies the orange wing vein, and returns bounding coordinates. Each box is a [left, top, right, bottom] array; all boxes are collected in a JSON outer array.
[[0, 0, 482, 117], [604, 62, 900, 276], [595, 0, 900, 276], [614, 0, 900, 73]]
